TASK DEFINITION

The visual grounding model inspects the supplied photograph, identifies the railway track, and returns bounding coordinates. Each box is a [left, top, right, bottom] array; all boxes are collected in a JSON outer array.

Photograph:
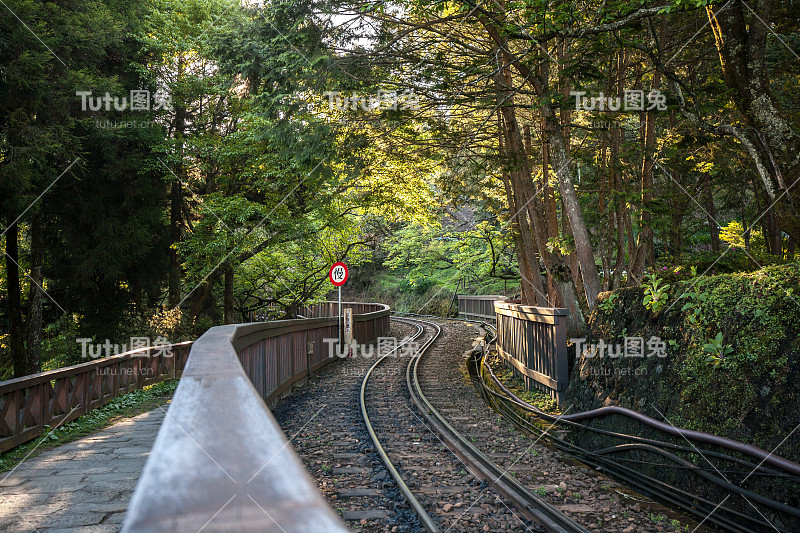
[[373, 316, 591, 533], [359, 317, 544, 532], [474, 323, 800, 533], [274, 317, 693, 532]]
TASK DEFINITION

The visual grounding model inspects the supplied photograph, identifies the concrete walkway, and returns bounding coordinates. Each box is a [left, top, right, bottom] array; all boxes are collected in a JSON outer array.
[[0, 407, 165, 532]]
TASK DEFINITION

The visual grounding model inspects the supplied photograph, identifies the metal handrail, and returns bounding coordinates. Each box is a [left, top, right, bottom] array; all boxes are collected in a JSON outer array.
[[478, 352, 800, 532]]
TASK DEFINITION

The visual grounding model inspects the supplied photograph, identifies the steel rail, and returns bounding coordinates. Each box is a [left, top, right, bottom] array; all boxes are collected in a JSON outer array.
[[401, 312, 799, 530], [480, 382, 785, 533], [470, 314, 800, 478], [479, 381, 786, 533], [359, 320, 441, 532], [478, 354, 799, 533], [397, 316, 591, 533], [481, 355, 796, 477]]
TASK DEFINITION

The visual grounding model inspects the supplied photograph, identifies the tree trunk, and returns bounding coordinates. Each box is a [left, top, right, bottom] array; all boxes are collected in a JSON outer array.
[[25, 213, 44, 374], [702, 178, 721, 252], [764, 207, 780, 256], [598, 134, 611, 291], [630, 67, 661, 278], [499, 98, 586, 334], [501, 172, 536, 305], [224, 264, 234, 324], [497, 109, 549, 306], [538, 64, 559, 242], [553, 270, 587, 338], [5, 216, 26, 377], [168, 181, 182, 307], [610, 120, 629, 288], [479, 21, 599, 310], [707, 1, 800, 241], [541, 100, 602, 309], [188, 282, 212, 325], [169, 57, 187, 307]]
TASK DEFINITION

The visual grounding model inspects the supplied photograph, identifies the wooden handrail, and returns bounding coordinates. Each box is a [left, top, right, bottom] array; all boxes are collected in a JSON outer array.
[[4, 303, 390, 530], [0, 341, 194, 452], [122, 313, 381, 531], [457, 294, 507, 320]]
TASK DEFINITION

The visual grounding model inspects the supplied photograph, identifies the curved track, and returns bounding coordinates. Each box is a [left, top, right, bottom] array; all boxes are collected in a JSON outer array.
[[359, 316, 589, 533], [359, 319, 439, 531]]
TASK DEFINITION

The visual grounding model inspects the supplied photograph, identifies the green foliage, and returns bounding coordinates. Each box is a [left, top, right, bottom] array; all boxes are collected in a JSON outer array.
[[382, 218, 518, 294], [597, 292, 619, 313], [1, 0, 172, 346], [642, 273, 670, 315], [486, 357, 559, 412], [676, 266, 799, 428], [40, 315, 82, 371], [677, 281, 709, 327], [659, 0, 718, 14], [719, 221, 762, 251], [146, 307, 185, 339], [232, 226, 372, 318], [703, 332, 734, 369], [400, 276, 434, 295], [656, 247, 789, 282], [4, 0, 799, 384]]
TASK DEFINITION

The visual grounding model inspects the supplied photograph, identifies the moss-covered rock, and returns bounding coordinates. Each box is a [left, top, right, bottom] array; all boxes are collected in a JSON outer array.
[[567, 263, 800, 463]]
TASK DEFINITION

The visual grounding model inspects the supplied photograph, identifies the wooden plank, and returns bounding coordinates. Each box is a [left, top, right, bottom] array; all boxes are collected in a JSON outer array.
[[342, 510, 390, 521], [338, 488, 381, 498], [0, 341, 193, 454], [494, 306, 559, 324], [494, 301, 567, 324], [497, 347, 560, 390], [493, 301, 569, 407], [494, 301, 568, 315], [0, 342, 193, 394]]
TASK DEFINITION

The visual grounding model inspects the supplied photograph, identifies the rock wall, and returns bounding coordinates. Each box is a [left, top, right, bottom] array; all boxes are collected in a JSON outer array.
[[566, 264, 800, 464]]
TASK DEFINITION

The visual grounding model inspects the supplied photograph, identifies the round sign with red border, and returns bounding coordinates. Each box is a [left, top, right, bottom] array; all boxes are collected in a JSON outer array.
[[329, 262, 348, 286]]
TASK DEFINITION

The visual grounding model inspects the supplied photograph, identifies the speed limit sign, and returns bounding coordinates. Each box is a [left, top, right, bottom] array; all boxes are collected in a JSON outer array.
[[329, 262, 348, 286]]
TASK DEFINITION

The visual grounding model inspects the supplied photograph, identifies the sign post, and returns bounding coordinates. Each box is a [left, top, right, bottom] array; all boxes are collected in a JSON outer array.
[[343, 308, 353, 345], [328, 262, 349, 352]]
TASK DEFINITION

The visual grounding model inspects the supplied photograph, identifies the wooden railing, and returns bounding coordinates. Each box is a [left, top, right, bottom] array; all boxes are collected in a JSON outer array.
[[235, 317, 338, 405], [0, 341, 193, 453], [123, 317, 354, 532], [300, 301, 391, 344], [0, 301, 389, 457], [494, 301, 568, 407], [3, 302, 388, 530], [458, 294, 506, 321]]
